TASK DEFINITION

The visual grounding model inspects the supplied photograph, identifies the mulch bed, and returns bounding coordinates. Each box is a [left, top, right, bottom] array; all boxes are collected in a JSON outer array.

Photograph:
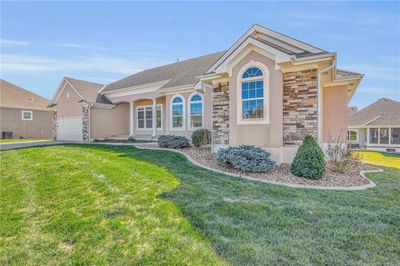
[[136, 144, 378, 188]]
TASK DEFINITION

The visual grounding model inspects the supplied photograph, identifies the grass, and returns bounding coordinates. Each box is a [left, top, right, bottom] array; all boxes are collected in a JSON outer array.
[[1, 145, 399, 265], [0, 138, 51, 144], [355, 151, 400, 169]]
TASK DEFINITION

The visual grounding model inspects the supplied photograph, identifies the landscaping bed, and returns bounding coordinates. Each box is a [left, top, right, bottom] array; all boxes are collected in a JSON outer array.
[[136, 143, 378, 187]]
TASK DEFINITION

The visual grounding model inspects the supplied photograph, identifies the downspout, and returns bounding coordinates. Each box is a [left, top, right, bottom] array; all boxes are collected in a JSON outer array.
[[317, 60, 335, 144]]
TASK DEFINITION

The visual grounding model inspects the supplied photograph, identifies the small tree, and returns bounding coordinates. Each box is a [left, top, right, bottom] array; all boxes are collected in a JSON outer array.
[[290, 135, 326, 180], [191, 129, 211, 147]]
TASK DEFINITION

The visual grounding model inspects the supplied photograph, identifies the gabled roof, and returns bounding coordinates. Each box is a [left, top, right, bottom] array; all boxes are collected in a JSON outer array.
[[0, 79, 50, 111], [102, 51, 225, 93], [348, 98, 400, 127], [64, 77, 104, 103], [50, 77, 107, 106], [206, 24, 332, 74]]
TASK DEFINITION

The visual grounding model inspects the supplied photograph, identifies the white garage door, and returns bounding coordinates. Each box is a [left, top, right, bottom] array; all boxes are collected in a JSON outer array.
[[57, 116, 83, 141]]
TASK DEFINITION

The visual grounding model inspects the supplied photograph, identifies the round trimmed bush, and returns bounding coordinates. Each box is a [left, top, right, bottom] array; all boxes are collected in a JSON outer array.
[[191, 129, 211, 147], [217, 145, 276, 172], [128, 135, 135, 142], [158, 135, 190, 149], [290, 135, 326, 180]]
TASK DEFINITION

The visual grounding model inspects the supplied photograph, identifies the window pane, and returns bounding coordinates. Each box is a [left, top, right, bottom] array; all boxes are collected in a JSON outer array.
[[242, 67, 263, 78], [348, 130, 357, 141], [380, 128, 389, 144], [156, 109, 162, 128], [172, 105, 183, 116], [173, 116, 183, 128], [23, 112, 31, 119], [191, 103, 202, 115], [190, 95, 202, 102], [370, 128, 379, 144], [138, 119, 144, 129], [191, 115, 202, 128], [392, 128, 400, 144], [172, 97, 183, 103]]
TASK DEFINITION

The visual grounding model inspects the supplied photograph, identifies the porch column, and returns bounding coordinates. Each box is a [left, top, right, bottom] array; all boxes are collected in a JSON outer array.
[[152, 98, 156, 137], [129, 102, 134, 136]]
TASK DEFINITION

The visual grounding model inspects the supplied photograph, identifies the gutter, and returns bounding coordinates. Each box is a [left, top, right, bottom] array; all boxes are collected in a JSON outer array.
[[317, 59, 336, 143]]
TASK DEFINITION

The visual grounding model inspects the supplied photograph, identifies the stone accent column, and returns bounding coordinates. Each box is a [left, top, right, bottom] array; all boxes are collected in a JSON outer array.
[[51, 110, 57, 140], [283, 69, 318, 145], [82, 106, 90, 141], [211, 81, 230, 145]]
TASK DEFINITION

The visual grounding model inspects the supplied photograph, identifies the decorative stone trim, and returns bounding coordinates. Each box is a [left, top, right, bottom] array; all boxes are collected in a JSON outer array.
[[283, 69, 318, 145], [82, 106, 90, 141], [211, 81, 230, 145], [51, 110, 57, 140]]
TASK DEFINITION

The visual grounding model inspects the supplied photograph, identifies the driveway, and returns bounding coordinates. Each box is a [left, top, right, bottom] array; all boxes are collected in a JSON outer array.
[[0, 141, 72, 150]]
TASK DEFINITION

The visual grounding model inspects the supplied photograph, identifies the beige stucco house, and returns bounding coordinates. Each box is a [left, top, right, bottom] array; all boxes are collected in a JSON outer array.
[[50, 24, 363, 163], [0, 79, 52, 139], [348, 98, 400, 152]]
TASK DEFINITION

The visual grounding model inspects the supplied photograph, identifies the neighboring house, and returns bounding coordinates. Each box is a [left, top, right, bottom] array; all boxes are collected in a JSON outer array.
[[348, 98, 400, 152], [0, 79, 52, 139], [50, 24, 363, 163]]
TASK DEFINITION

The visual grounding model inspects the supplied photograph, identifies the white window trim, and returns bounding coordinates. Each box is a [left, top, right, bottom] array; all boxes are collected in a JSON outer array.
[[347, 129, 359, 142], [188, 92, 204, 130], [237, 61, 270, 125], [22, 110, 33, 120], [170, 94, 185, 130], [136, 104, 163, 130]]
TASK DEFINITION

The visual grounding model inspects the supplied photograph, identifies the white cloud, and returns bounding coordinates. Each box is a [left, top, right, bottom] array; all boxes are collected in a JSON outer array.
[[0, 53, 167, 75], [342, 64, 400, 81], [323, 34, 367, 42], [58, 43, 108, 50], [0, 39, 30, 47]]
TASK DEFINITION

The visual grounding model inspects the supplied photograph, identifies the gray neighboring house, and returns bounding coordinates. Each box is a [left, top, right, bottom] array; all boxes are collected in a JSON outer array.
[[348, 98, 400, 152]]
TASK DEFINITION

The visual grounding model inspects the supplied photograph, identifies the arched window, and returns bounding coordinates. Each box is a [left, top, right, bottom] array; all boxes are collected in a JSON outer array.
[[189, 93, 203, 129], [171, 95, 184, 129], [241, 66, 264, 120]]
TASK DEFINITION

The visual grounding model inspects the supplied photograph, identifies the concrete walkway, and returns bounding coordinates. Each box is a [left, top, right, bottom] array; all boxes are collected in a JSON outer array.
[[0, 141, 70, 151]]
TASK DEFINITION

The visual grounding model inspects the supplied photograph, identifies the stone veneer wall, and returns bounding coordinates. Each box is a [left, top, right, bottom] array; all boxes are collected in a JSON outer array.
[[283, 69, 318, 145], [211, 81, 230, 145], [82, 106, 90, 141], [51, 111, 57, 140]]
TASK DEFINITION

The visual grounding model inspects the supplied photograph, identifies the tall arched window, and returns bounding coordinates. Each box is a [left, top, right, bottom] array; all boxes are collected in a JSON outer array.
[[171, 95, 184, 129], [241, 67, 264, 120], [189, 93, 203, 129]]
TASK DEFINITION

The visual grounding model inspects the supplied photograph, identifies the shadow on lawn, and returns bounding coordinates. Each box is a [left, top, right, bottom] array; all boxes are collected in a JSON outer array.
[[70, 144, 400, 266]]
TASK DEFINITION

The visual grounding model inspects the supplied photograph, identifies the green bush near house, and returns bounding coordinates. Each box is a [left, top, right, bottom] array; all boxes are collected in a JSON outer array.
[[290, 135, 326, 180], [191, 129, 211, 147], [127, 135, 135, 142], [217, 145, 276, 172], [158, 135, 190, 149]]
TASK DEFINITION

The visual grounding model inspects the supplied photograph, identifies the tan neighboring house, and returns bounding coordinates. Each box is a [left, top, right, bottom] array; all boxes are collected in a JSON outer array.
[[50, 24, 363, 163], [0, 79, 52, 139], [348, 98, 400, 152]]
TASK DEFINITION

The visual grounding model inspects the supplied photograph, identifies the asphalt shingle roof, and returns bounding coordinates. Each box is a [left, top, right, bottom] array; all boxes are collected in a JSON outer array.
[[64, 77, 104, 103], [348, 98, 400, 127], [0, 79, 49, 110], [102, 51, 225, 93], [336, 69, 363, 80]]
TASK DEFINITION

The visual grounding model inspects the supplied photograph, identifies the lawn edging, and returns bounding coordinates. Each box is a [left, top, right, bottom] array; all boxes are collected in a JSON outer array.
[[85, 142, 379, 191]]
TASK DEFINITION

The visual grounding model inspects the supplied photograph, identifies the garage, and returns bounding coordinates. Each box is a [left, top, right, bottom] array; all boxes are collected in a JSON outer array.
[[57, 116, 83, 141]]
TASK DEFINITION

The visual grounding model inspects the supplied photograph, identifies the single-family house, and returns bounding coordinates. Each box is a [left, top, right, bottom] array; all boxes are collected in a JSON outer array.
[[50, 24, 364, 163], [348, 98, 400, 152], [0, 79, 52, 139]]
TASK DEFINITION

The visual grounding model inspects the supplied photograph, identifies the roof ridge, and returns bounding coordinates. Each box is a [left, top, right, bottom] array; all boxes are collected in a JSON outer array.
[[64, 76, 104, 86]]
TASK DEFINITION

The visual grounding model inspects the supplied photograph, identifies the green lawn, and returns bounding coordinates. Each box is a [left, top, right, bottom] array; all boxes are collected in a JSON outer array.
[[0, 138, 51, 144], [355, 151, 400, 169], [1, 145, 399, 265]]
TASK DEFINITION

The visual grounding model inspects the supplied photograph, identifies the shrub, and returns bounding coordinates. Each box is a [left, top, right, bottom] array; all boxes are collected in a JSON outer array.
[[158, 135, 190, 149], [217, 145, 276, 172], [128, 135, 135, 142], [290, 135, 326, 180], [191, 129, 211, 147], [325, 135, 362, 173]]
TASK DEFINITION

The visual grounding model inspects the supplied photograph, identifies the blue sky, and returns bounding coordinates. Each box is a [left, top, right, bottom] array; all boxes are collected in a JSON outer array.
[[1, 1, 399, 108]]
